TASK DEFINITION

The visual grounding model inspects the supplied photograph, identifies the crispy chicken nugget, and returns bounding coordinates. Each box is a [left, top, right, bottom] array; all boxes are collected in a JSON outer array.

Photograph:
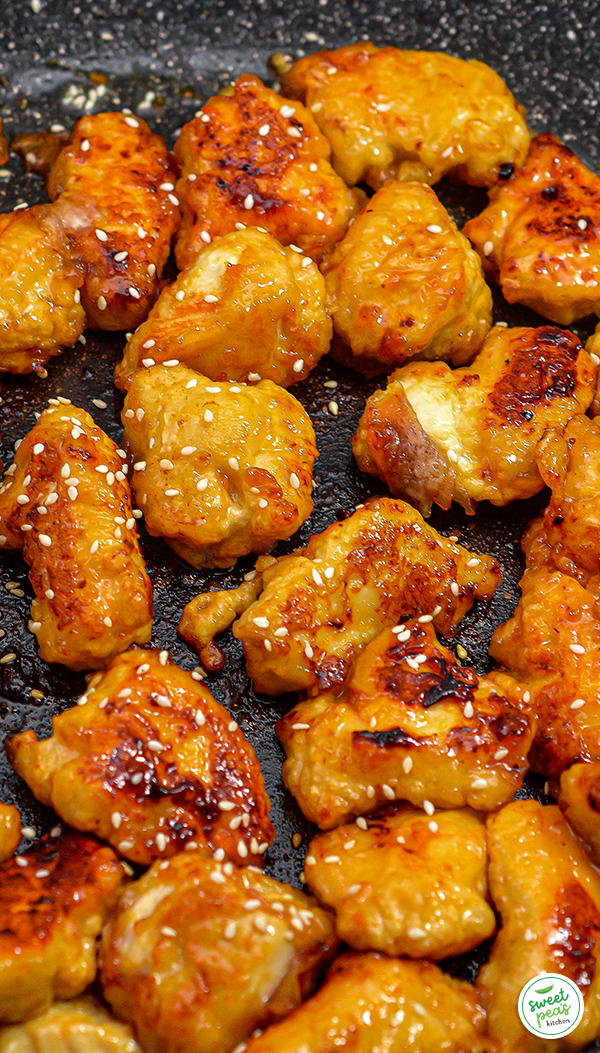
[[173, 73, 359, 269], [0, 402, 152, 671], [7, 648, 274, 867], [47, 111, 180, 330], [280, 41, 530, 189], [559, 762, 600, 865], [0, 995, 143, 1053]]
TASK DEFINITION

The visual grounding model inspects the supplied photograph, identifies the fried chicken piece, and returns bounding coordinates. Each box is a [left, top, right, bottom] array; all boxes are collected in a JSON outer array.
[[522, 416, 600, 589], [233, 496, 501, 696], [123, 364, 317, 569], [0, 403, 152, 671], [278, 621, 533, 828], [489, 568, 600, 779], [353, 325, 595, 515], [47, 111, 180, 330], [478, 800, 600, 1052], [0, 204, 85, 374], [100, 850, 337, 1053], [7, 648, 274, 867], [178, 555, 276, 673], [115, 228, 331, 391], [243, 952, 488, 1053], [173, 74, 358, 270], [0, 805, 20, 863], [464, 133, 600, 325], [303, 805, 495, 959], [280, 41, 530, 190], [0, 995, 143, 1053], [560, 763, 600, 865], [323, 181, 492, 377], [0, 829, 126, 1024]]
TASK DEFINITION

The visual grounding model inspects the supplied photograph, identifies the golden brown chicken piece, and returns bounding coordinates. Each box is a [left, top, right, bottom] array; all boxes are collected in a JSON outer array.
[[47, 111, 180, 331], [173, 74, 359, 270], [464, 133, 600, 325], [233, 496, 501, 696], [353, 325, 595, 515], [100, 850, 337, 1053], [478, 800, 600, 1052], [115, 228, 331, 391], [0, 403, 152, 671], [281, 41, 530, 190], [0, 829, 125, 1024], [0, 204, 85, 374], [560, 763, 600, 865], [303, 805, 495, 959], [522, 416, 600, 590], [123, 364, 317, 569], [0, 995, 143, 1053], [489, 568, 600, 780], [278, 621, 533, 828], [7, 648, 274, 867], [243, 952, 488, 1053], [0, 805, 20, 864], [323, 181, 492, 377]]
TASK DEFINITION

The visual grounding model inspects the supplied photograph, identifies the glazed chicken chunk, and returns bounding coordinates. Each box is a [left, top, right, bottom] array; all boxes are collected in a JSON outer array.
[[523, 415, 600, 589], [100, 850, 337, 1053], [280, 41, 530, 189], [323, 180, 492, 377], [115, 228, 331, 391], [47, 111, 180, 330], [559, 762, 600, 866], [233, 496, 501, 696], [7, 648, 274, 867], [278, 621, 534, 829], [303, 805, 495, 959], [174, 73, 358, 270], [243, 953, 489, 1053], [0, 403, 152, 670], [478, 801, 600, 1052], [0, 996, 143, 1053], [0, 204, 85, 374], [489, 568, 600, 779], [123, 364, 317, 569], [464, 134, 600, 325], [0, 805, 20, 863], [353, 324, 595, 515], [0, 829, 125, 1024]]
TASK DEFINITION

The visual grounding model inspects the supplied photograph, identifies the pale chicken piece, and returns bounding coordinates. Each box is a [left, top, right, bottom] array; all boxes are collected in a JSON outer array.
[[7, 648, 274, 867], [47, 111, 180, 330], [478, 800, 600, 1052], [464, 133, 600, 325], [303, 805, 495, 959], [100, 850, 338, 1053], [280, 41, 530, 189], [173, 74, 359, 270], [0, 995, 143, 1053], [323, 181, 492, 377], [0, 204, 85, 374], [0, 403, 152, 671], [278, 621, 534, 829], [489, 568, 600, 779], [115, 228, 331, 391], [560, 763, 600, 864], [123, 365, 317, 569], [243, 952, 489, 1053], [233, 496, 501, 696], [0, 829, 126, 1024], [353, 324, 595, 515], [0, 805, 20, 863], [522, 415, 600, 590]]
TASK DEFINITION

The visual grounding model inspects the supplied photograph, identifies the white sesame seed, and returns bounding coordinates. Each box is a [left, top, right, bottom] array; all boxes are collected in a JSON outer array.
[[97, 295, 107, 310], [124, 115, 140, 128], [290, 473, 300, 490], [81, 138, 90, 152], [15, 857, 28, 867], [200, 112, 210, 123], [92, 399, 107, 409], [356, 817, 368, 830], [258, 498, 268, 508], [130, 772, 143, 785], [472, 778, 488, 789], [111, 811, 122, 829], [312, 568, 324, 586], [224, 921, 237, 939], [204, 294, 218, 304], [137, 226, 147, 239], [578, 218, 588, 230], [168, 193, 180, 206], [494, 747, 509, 760], [571, 698, 586, 709], [229, 457, 240, 470], [304, 642, 314, 659], [244, 194, 255, 210], [95, 228, 108, 242], [450, 582, 460, 596], [258, 124, 270, 135], [423, 800, 435, 816], [292, 358, 304, 373], [133, 461, 146, 471], [39, 534, 52, 547], [570, 643, 585, 655], [197, 478, 208, 491], [291, 722, 310, 730], [114, 250, 128, 262], [382, 784, 395, 800], [229, 721, 238, 732], [156, 832, 167, 851], [238, 841, 248, 858], [464, 701, 474, 718], [427, 224, 443, 234], [103, 616, 113, 627]]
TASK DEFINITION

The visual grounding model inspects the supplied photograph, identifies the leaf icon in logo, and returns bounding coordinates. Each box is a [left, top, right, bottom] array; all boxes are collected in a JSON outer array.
[[535, 985, 554, 995]]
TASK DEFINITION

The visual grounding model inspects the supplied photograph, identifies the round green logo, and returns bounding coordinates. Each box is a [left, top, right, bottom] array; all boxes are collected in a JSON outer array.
[[518, 973, 584, 1039]]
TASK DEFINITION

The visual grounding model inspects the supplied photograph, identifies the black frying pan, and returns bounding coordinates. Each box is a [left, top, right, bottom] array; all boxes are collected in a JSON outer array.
[[0, 0, 599, 1026]]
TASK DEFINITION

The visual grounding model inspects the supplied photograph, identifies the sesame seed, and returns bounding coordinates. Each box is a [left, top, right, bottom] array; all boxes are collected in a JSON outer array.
[[175, 290, 185, 301], [293, 358, 304, 373], [156, 832, 167, 851], [129, 287, 141, 299], [197, 478, 208, 491], [142, 358, 155, 368], [258, 498, 268, 508], [111, 811, 122, 829], [103, 616, 113, 627], [168, 193, 180, 206], [95, 228, 108, 242], [570, 643, 585, 655], [124, 115, 140, 128], [114, 250, 128, 262], [181, 446, 197, 455], [264, 639, 272, 652], [45, 588, 55, 599], [130, 772, 143, 785], [356, 817, 368, 830], [204, 294, 218, 304], [137, 226, 147, 239], [97, 295, 107, 310], [15, 856, 28, 867], [472, 778, 488, 789], [494, 747, 509, 760], [382, 784, 395, 800], [291, 722, 310, 730], [571, 698, 586, 709], [229, 720, 238, 732], [428, 821, 439, 833], [578, 218, 588, 230], [312, 568, 324, 586], [73, 289, 81, 304], [258, 124, 270, 135], [81, 139, 90, 152], [238, 841, 248, 858], [163, 359, 179, 367], [229, 457, 240, 470], [324, 855, 341, 864], [464, 701, 474, 718], [450, 582, 460, 596], [161, 926, 177, 938], [39, 534, 52, 547], [244, 194, 255, 210], [92, 399, 107, 409], [224, 921, 237, 939], [200, 112, 210, 123], [423, 800, 435, 816], [328, 401, 339, 415], [523, 690, 531, 703], [427, 224, 443, 234], [17, 495, 30, 505], [304, 642, 314, 659], [200, 231, 211, 244], [32, 443, 44, 455]]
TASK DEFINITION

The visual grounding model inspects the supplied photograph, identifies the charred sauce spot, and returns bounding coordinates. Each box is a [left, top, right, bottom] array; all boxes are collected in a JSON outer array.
[[353, 725, 421, 750], [542, 185, 560, 201], [421, 657, 477, 708], [487, 327, 581, 424], [497, 162, 515, 180], [550, 882, 600, 988]]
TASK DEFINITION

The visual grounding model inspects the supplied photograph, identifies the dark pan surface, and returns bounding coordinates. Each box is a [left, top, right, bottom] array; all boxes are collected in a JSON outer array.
[[0, 0, 599, 1016]]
